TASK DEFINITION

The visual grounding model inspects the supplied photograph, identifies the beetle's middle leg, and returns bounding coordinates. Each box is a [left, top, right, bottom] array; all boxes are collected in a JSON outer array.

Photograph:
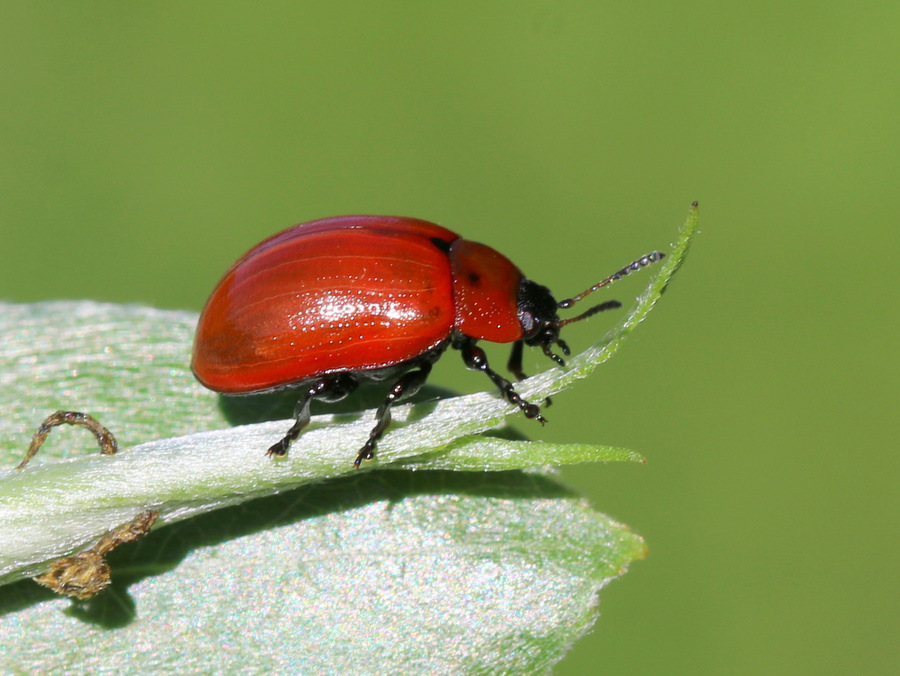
[[355, 363, 434, 467], [267, 374, 358, 456]]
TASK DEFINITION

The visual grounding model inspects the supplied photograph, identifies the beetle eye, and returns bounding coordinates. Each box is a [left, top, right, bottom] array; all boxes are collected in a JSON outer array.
[[518, 310, 537, 338]]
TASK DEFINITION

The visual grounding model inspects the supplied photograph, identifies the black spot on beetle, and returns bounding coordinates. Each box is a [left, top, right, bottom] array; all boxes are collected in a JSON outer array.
[[468, 272, 480, 285]]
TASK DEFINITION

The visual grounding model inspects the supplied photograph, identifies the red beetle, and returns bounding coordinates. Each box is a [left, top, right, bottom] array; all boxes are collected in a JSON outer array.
[[192, 216, 663, 466]]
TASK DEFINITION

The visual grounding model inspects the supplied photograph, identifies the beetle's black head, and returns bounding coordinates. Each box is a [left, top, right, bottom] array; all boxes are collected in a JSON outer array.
[[518, 250, 666, 367], [516, 279, 570, 367]]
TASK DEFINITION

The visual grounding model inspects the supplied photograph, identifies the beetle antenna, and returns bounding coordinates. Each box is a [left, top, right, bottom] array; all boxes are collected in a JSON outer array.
[[554, 300, 621, 328], [557, 251, 665, 310]]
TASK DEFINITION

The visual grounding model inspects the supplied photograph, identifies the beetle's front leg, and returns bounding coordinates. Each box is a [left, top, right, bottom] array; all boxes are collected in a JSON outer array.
[[459, 339, 546, 424], [506, 340, 554, 408]]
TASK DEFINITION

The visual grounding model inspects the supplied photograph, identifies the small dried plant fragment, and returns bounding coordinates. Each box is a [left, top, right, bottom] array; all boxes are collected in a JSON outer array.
[[33, 510, 159, 600], [16, 409, 117, 469], [17, 410, 158, 599]]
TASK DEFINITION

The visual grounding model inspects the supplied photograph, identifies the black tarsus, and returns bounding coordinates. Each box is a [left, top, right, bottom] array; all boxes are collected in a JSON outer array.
[[459, 337, 546, 424]]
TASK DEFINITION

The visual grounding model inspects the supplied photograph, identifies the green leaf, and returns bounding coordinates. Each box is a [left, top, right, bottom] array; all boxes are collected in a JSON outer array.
[[0, 205, 697, 673], [1, 472, 647, 673]]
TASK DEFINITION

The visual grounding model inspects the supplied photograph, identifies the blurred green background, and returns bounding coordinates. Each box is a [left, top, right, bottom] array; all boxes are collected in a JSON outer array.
[[2, 2, 897, 673]]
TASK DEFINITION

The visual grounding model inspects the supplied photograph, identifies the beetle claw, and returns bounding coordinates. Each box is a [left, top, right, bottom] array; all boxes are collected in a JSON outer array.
[[266, 440, 287, 456], [354, 446, 374, 468]]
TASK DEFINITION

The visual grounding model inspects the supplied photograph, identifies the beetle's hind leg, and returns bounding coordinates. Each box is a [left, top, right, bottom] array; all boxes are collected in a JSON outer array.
[[355, 363, 434, 468], [267, 374, 358, 457]]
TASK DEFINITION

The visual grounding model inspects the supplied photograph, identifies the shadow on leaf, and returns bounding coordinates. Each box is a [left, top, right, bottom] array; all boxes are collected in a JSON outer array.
[[217, 383, 460, 426]]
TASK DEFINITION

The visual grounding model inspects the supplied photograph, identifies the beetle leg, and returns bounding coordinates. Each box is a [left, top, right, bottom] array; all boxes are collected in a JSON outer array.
[[355, 363, 434, 468], [267, 374, 358, 456], [506, 340, 554, 409], [506, 340, 527, 381], [460, 340, 546, 424]]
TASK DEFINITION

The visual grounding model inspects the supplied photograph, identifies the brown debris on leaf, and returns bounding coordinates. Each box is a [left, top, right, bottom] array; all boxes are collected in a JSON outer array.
[[34, 510, 159, 600]]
